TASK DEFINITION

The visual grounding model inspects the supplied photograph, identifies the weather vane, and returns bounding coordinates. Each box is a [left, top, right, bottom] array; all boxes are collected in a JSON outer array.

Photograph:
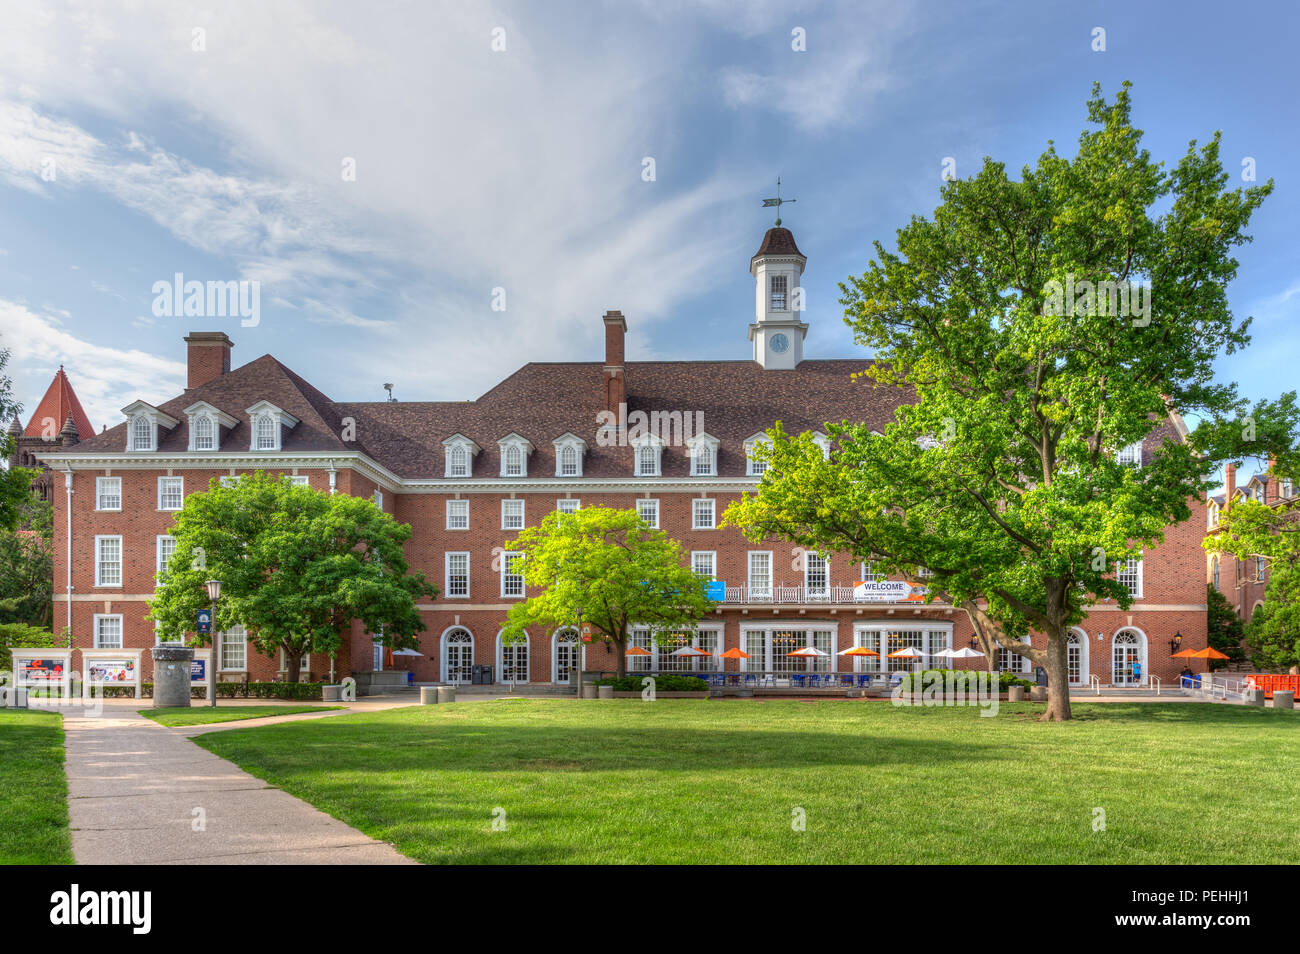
[[761, 176, 796, 226]]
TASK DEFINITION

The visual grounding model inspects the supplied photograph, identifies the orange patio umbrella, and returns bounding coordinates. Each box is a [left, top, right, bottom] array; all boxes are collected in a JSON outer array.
[[625, 646, 652, 657], [838, 647, 879, 657], [718, 647, 750, 659], [1172, 648, 1230, 660]]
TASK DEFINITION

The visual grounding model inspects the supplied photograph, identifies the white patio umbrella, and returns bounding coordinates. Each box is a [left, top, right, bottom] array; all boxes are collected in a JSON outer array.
[[947, 647, 987, 659], [887, 645, 925, 675]]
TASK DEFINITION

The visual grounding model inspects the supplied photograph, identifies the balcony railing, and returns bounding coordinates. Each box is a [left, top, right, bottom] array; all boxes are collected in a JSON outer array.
[[720, 583, 925, 605]]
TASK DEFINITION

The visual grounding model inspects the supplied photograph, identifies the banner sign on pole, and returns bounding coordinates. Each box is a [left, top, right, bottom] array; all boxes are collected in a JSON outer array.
[[196, 609, 212, 635]]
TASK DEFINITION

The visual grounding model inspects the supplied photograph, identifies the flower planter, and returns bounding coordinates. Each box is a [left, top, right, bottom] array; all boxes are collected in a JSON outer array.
[[1007, 686, 1025, 702], [610, 691, 710, 699]]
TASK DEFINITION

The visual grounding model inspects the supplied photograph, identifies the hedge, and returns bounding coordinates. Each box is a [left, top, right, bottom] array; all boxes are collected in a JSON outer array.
[[593, 674, 708, 692]]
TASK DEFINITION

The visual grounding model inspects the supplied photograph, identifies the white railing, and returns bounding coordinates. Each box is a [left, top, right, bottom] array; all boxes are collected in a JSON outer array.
[[721, 583, 912, 605], [1090, 674, 1101, 695], [1148, 674, 1161, 696]]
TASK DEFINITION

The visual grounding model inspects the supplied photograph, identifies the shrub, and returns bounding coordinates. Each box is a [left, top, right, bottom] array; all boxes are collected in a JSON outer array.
[[0, 623, 56, 673], [593, 674, 707, 692], [895, 669, 1034, 692]]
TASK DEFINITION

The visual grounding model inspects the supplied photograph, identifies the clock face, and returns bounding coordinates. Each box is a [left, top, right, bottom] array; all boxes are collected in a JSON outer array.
[[770, 333, 790, 354]]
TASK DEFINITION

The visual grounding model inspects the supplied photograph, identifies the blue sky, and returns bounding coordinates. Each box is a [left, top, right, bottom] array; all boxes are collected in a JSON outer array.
[[1, 0, 1297, 478]]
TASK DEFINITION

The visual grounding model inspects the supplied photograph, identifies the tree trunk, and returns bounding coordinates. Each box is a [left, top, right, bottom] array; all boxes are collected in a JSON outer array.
[[1041, 628, 1073, 721], [285, 648, 302, 685], [614, 636, 627, 679]]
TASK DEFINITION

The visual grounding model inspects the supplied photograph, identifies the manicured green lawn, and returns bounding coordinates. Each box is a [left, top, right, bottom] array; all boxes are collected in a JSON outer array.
[[140, 705, 341, 727], [196, 699, 1300, 864], [0, 709, 72, 864]]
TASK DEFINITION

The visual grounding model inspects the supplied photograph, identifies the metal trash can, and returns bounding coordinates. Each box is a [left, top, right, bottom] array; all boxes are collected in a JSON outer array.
[[472, 665, 494, 685], [437, 685, 456, 704], [420, 686, 438, 705], [1034, 667, 1048, 687]]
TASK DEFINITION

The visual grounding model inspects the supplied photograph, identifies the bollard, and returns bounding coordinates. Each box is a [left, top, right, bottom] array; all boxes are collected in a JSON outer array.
[[321, 685, 343, 703], [581, 684, 598, 699], [437, 684, 456, 704], [1272, 690, 1294, 710], [597, 685, 613, 700], [1244, 687, 1266, 706], [1007, 686, 1025, 702], [420, 686, 438, 705]]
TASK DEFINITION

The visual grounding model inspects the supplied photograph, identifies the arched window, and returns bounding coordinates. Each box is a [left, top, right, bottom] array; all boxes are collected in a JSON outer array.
[[692, 443, 714, 476], [638, 444, 656, 476], [442, 627, 474, 684], [1112, 629, 1145, 686], [1212, 556, 1220, 590], [449, 445, 468, 477], [1067, 629, 1090, 687], [504, 444, 523, 476], [255, 413, 277, 450], [131, 415, 152, 451], [559, 444, 579, 477], [192, 414, 215, 451], [498, 631, 529, 684]]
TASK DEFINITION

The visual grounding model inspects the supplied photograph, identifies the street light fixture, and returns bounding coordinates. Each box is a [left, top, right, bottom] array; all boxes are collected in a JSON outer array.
[[205, 579, 221, 708], [1168, 631, 1183, 653]]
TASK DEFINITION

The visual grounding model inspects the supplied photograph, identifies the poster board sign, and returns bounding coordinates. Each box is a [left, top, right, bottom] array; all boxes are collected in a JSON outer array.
[[12, 649, 72, 688], [853, 580, 926, 603], [191, 649, 212, 701], [82, 649, 143, 700]]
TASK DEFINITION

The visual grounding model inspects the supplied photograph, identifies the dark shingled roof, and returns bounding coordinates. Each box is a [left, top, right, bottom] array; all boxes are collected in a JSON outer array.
[[752, 227, 804, 260], [56, 353, 905, 479]]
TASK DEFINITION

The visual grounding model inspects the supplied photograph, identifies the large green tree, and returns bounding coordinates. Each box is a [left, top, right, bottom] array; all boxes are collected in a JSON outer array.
[[725, 84, 1287, 721], [0, 343, 35, 532], [150, 472, 437, 682], [0, 497, 53, 627], [501, 507, 713, 677], [1204, 584, 1246, 670]]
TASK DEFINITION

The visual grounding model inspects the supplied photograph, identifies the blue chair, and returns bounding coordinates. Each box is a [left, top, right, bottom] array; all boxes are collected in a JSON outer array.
[[744, 674, 757, 686], [857, 674, 872, 688], [841, 674, 854, 687], [793, 674, 806, 687]]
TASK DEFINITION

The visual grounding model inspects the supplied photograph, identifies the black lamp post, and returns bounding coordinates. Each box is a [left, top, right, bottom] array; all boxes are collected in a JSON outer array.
[[205, 579, 222, 708], [1169, 631, 1183, 653]]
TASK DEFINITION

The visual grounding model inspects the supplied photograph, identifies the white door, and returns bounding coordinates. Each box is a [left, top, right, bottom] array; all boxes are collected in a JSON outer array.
[[1112, 632, 1141, 686], [553, 630, 580, 684], [442, 628, 474, 684]]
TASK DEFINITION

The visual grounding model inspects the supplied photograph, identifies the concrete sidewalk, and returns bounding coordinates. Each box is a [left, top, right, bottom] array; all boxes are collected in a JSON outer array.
[[63, 708, 416, 865]]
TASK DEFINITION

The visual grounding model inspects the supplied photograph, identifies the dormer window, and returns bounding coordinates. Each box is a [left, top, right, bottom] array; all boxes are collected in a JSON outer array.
[[443, 434, 481, 478], [497, 433, 534, 478], [745, 432, 773, 477], [687, 433, 720, 477], [553, 433, 587, 478], [184, 402, 238, 453], [244, 401, 300, 452], [1116, 441, 1143, 467], [810, 431, 830, 460], [631, 433, 663, 477], [120, 400, 179, 453]]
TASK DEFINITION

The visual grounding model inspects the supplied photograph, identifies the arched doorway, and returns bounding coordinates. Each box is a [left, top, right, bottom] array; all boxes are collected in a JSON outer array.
[[1111, 628, 1146, 686], [1067, 628, 1089, 687], [497, 630, 529, 684], [441, 627, 474, 684], [552, 628, 581, 685]]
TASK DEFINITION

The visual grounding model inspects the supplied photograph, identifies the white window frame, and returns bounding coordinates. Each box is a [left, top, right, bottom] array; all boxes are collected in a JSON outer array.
[[1116, 556, 1143, 599], [373, 489, 384, 510], [502, 499, 525, 531], [445, 551, 470, 598], [748, 551, 773, 599], [556, 498, 580, 515], [219, 626, 247, 672], [501, 551, 525, 598], [92, 614, 123, 649], [692, 498, 716, 530], [157, 476, 184, 510], [1116, 441, 1143, 467], [286, 475, 310, 487], [219, 475, 243, 488], [632, 434, 663, 477], [121, 401, 178, 453], [744, 433, 772, 477], [96, 477, 122, 511], [770, 274, 788, 312], [446, 499, 469, 530], [498, 434, 533, 478], [278, 648, 311, 677], [636, 498, 659, 528], [692, 551, 716, 578], [155, 534, 176, 583], [244, 401, 299, 452], [130, 414, 154, 452], [804, 552, 830, 598], [687, 433, 720, 477], [95, 535, 123, 588], [443, 435, 480, 478]]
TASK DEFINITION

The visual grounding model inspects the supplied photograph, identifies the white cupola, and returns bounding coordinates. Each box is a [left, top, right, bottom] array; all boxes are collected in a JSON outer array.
[[748, 225, 809, 369]]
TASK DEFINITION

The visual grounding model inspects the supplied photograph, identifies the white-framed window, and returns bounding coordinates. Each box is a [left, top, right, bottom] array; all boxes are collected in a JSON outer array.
[[744, 433, 772, 477], [501, 551, 525, 598], [861, 561, 884, 582], [130, 415, 153, 452], [692, 498, 715, 529], [95, 535, 122, 587], [1257, 555, 1268, 582], [219, 625, 247, 671], [156, 535, 176, 581], [278, 648, 311, 677], [445, 552, 470, 598], [1212, 555, 1221, 591], [556, 498, 580, 515], [692, 551, 716, 578], [854, 623, 954, 673], [1116, 441, 1143, 467], [192, 413, 217, 451], [553, 433, 587, 477], [255, 413, 277, 450], [811, 431, 830, 460], [158, 476, 183, 510], [219, 475, 242, 488], [1116, 557, 1143, 599], [805, 552, 829, 598], [636, 498, 659, 528], [497, 434, 533, 477], [502, 499, 525, 530], [770, 274, 788, 311], [443, 435, 479, 478], [748, 551, 772, 599], [446, 499, 469, 530], [93, 614, 123, 649], [632, 435, 663, 477], [687, 433, 719, 477], [373, 489, 384, 510], [96, 477, 122, 511], [1283, 479, 1294, 499], [286, 475, 310, 487]]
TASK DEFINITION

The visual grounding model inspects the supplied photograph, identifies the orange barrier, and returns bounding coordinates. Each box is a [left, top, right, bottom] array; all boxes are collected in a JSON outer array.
[[1242, 674, 1300, 699]]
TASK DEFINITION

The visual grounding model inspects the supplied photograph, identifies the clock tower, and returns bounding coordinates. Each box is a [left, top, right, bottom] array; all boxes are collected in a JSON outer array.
[[748, 225, 808, 369]]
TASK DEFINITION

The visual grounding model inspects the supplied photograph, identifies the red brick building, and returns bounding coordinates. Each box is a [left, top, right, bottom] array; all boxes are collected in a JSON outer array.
[[1206, 462, 1295, 626], [31, 226, 1210, 690]]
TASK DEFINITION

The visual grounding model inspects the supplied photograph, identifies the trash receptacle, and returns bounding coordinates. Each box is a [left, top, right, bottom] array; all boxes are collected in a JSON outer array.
[[472, 665, 494, 685], [1034, 667, 1048, 687]]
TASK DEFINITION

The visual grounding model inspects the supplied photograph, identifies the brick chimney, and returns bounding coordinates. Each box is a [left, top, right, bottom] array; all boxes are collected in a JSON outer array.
[[184, 332, 233, 389], [602, 311, 627, 416], [1224, 462, 1237, 508]]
